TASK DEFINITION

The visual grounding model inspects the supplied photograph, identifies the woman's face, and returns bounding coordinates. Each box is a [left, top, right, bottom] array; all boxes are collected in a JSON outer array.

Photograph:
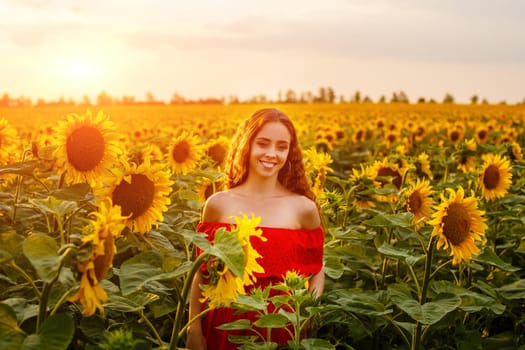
[[248, 121, 291, 179]]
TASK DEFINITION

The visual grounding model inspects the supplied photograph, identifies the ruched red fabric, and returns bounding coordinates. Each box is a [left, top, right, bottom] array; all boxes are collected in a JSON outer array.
[[195, 222, 324, 350]]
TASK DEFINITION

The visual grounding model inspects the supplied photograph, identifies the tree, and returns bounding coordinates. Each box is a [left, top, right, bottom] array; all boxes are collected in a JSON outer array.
[[315, 87, 326, 103], [326, 87, 336, 103], [470, 95, 479, 104], [352, 90, 361, 103], [443, 93, 455, 104], [81, 95, 92, 106], [97, 91, 113, 106], [285, 89, 297, 103], [398, 90, 409, 103], [390, 92, 399, 103], [0, 93, 10, 107], [170, 93, 186, 105]]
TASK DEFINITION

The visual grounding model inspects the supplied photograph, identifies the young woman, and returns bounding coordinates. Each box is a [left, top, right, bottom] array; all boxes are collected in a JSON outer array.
[[186, 108, 325, 350]]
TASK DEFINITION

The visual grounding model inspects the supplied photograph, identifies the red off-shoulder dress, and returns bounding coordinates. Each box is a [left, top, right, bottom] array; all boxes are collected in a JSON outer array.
[[196, 222, 324, 350]]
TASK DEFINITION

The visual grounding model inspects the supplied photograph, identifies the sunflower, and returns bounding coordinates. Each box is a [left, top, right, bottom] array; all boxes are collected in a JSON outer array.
[[412, 124, 426, 143], [200, 266, 245, 309], [478, 153, 512, 201], [415, 152, 433, 179], [200, 214, 266, 308], [205, 136, 231, 168], [456, 139, 477, 173], [128, 144, 164, 166], [448, 126, 464, 144], [68, 201, 127, 316], [52, 110, 122, 185], [167, 131, 204, 175], [428, 187, 487, 265], [371, 157, 405, 191], [349, 165, 377, 211], [303, 147, 334, 197], [97, 158, 173, 234], [508, 142, 523, 161], [233, 214, 266, 286], [0, 118, 19, 164], [474, 126, 490, 144], [405, 179, 434, 228]]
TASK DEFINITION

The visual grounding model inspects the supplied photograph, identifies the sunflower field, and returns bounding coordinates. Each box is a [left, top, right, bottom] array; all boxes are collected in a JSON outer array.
[[1, 103, 525, 350]]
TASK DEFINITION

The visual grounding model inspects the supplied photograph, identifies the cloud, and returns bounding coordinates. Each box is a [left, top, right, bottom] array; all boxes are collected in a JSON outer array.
[[123, 7, 525, 65]]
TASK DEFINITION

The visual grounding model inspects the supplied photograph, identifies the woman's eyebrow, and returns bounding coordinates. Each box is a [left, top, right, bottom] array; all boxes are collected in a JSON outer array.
[[255, 137, 288, 143]]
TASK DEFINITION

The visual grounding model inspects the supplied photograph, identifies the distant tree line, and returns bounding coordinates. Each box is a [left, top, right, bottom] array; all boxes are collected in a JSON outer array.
[[0, 88, 522, 107]]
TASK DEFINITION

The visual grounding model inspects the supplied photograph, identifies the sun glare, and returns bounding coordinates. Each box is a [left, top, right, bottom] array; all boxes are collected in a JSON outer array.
[[64, 61, 94, 79], [52, 55, 108, 97]]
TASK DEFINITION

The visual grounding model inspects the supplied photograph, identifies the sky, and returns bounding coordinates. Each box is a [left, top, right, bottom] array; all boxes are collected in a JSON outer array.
[[1, 0, 524, 104]]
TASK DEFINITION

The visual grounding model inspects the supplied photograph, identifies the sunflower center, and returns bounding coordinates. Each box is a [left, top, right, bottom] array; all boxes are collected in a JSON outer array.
[[478, 130, 487, 140], [450, 131, 461, 142], [111, 174, 155, 219], [377, 167, 402, 189], [408, 191, 422, 214], [442, 202, 471, 245], [66, 126, 105, 171], [483, 165, 500, 190], [172, 140, 191, 163], [207, 144, 227, 165]]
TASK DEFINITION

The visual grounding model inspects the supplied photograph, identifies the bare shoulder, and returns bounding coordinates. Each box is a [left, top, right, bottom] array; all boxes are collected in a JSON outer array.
[[294, 195, 321, 230], [201, 191, 231, 222]]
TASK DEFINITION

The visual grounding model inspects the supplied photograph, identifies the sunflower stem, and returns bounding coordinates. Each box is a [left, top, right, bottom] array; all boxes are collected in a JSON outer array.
[[168, 252, 208, 350], [411, 235, 436, 350], [177, 307, 212, 339], [9, 260, 41, 298], [140, 310, 166, 349], [379, 228, 394, 290]]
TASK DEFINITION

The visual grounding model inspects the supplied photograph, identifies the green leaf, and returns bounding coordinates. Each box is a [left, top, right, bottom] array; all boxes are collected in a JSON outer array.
[[50, 183, 92, 201], [105, 292, 159, 313], [0, 231, 25, 263], [327, 289, 392, 316], [0, 160, 39, 176], [178, 189, 200, 201], [78, 315, 107, 344], [1, 298, 40, 323], [0, 303, 26, 350], [22, 234, 61, 283], [377, 243, 425, 266], [232, 294, 269, 312], [363, 212, 414, 228], [496, 279, 525, 300], [430, 280, 505, 314], [119, 251, 163, 295], [474, 246, 519, 272], [29, 196, 78, 219], [323, 257, 344, 279], [301, 338, 336, 350], [216, 319, 252, 331], [208, 228, 245, 278], [253, 314, 289, 329], [22, 313, 74, 350], [388, 284, 461, 325]]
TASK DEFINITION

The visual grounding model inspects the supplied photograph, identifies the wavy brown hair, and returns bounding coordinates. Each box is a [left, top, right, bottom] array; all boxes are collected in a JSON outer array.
[[223, 108, 316, 201]]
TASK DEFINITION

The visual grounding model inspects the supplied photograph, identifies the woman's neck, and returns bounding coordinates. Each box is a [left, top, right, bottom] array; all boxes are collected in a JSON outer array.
[[235, 177, 287, 198]]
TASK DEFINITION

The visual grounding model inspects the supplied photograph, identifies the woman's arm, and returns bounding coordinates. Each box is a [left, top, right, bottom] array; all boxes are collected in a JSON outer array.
[[185, 271, 207, 350], [300, 197, 325, 299], [308, 270, 325, 299]]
